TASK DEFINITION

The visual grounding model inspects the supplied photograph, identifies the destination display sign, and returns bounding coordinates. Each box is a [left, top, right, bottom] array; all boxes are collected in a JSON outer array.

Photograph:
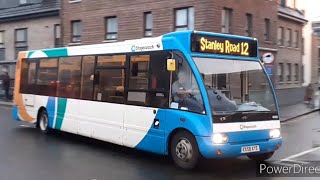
[[191, 34, 258, 57]]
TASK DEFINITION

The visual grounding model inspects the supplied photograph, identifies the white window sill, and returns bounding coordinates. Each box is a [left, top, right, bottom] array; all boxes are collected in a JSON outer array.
[[69, 0, 81, 4], [103, 39, 117, 43], [68, 42, 82, 46]]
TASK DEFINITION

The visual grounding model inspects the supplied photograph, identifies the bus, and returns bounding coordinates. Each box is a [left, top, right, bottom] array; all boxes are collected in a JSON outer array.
[[12, 31, 282, 169]]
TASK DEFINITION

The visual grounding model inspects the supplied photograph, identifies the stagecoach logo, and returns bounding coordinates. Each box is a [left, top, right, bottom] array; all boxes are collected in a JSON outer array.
[[131, 44, 155, 52], [240, 124, 257, 130]]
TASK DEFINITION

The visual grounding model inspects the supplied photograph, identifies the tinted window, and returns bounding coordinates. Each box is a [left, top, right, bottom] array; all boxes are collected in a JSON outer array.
[[94, 55, 126, 103], [57, 57, 81, 99], [81, 56, 95, 100], [36, 58, 58, 96], [97, 55, 126, 67], [127, 52, 170, 108]]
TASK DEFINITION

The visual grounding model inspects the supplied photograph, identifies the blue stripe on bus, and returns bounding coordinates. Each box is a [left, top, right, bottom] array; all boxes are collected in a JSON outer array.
[[12, 105, 20, 121], [134, 109, 166, 155], [46, 97, 56, 128]]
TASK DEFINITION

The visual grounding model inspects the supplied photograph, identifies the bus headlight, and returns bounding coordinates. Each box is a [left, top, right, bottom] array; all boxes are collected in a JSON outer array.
[[212, 133, 228, 144], [269, 129, 281, 139]]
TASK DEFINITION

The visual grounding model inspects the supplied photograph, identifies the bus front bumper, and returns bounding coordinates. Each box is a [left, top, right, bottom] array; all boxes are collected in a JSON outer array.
[[196, 136, 282, 159]]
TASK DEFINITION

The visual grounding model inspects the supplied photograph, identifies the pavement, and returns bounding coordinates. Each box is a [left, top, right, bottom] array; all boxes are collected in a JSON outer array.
[[279, 103, 319, 122], [1, 99, 319, 122]]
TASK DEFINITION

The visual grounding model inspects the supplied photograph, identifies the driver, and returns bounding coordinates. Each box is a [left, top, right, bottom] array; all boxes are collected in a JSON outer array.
[[172, 71, 203, 113]]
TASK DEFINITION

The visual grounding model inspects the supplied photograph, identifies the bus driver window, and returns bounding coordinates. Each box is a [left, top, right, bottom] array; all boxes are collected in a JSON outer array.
[[170, 55, 204, 114]]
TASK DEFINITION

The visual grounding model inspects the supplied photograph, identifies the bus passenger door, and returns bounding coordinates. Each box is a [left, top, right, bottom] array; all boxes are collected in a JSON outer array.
[[123, 105, 166, 154], [123, 52, 170, 154]]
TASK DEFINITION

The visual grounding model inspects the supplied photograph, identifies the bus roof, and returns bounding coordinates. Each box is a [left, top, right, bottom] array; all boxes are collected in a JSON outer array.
[[23, 31, 259, 60]]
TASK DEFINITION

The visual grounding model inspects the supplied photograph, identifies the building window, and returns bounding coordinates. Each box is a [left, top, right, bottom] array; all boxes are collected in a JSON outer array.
[[0, 31, 5, 61], [293, 30, 299, 48], [287, 63, 291, 82], [175, 7, 194, 31], [54, 24, 61, 47], [278, 27, 284, 46], [264, 18, 271, 41], [294, 63, 299, 82], [245, 13, 252, 36], [280, 0, 286, 7], [105, 17, 118, 40], [286, 29, 292, 47], [71, 20, 81, 43], [144, 12, 153, 37], [278, 63, 284, 83], [15, 28, 28, 59], [222, 8, 232, 33]]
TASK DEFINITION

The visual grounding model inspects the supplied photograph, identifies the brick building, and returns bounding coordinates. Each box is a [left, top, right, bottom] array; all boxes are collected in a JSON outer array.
[[0, 0, 60, 98], [311, 21, 320, 84], [61, 0, 278, 55], [275, 0, 307, 106]]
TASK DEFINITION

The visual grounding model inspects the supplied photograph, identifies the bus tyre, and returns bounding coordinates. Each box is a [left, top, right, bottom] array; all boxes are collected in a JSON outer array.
[[37, 110, 50, 134], [170, 131, 200, 170], [247, 152, 274, 161]]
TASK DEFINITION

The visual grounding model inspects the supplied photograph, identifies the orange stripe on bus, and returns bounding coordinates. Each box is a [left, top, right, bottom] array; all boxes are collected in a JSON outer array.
[[14, 52, 35, 122]]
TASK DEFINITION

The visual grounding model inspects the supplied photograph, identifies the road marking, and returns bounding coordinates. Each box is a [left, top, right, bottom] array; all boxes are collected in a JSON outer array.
[[281, 159, 309, 164], [273, 161, 295, 167], [19, 125, 33, 128], [281, 146, 320, 161]]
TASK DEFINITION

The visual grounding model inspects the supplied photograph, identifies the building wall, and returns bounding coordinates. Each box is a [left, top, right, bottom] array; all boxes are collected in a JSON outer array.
[[0, 16, 60, 61], [61, 0, 278, 51], [277, 17, 304, 88], [311, 35, 320, 84]]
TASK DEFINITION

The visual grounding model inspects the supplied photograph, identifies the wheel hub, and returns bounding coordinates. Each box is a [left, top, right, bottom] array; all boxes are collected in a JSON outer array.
[[40, 115, 48, 131], [175, 138, 193, 161]]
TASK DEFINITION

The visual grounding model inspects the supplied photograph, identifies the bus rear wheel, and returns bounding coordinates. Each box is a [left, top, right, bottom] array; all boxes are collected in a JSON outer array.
[[247, 151, 274, 161], [37, 110, 50, 134], [170, 131, 200, 170]]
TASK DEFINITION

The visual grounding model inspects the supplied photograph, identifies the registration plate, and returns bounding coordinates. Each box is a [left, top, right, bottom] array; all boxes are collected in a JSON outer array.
[[241, 145, 260, 153]]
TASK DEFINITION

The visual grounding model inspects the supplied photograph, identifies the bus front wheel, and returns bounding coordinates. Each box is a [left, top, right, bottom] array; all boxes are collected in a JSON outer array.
[[170, 131, 200, 170], [37, 110, 50, 134], [247, 152, 274, 161]]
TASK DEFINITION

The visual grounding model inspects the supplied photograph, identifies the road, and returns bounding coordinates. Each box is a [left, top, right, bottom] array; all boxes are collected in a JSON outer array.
[[0, 105, 320, 180]]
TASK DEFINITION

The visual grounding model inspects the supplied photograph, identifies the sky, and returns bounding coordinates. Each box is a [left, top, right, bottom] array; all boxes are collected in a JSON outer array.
[[297, 0, 320, 21]]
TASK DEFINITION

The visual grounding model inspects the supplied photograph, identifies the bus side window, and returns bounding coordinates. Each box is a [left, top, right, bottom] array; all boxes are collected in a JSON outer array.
[[127, 51, 170, 108], [80, 56, 95, 100], [94, 55, 126, 104], [57, 57, 81, 99]]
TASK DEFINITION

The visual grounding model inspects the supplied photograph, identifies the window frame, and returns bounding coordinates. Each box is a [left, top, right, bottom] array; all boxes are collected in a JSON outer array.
[[144, 12, 153, 37], [287, 28, 292, 47], [278, 27, 284, 46], [287, 63, 292, 82], [278, 63, 284, 83], [264, 18, 271, 41], [294, 63, 299, 82], [174, 7, 194, 31], [245, 13, 253, 36], [71, 20, 82, 43], [222, 8, 233, 34], [15, 28, 28, 59], [54, 24, 61, 47], [105, 16, 118, 41], [294, 30, 299, 48], [0, 31, 5, 61]]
